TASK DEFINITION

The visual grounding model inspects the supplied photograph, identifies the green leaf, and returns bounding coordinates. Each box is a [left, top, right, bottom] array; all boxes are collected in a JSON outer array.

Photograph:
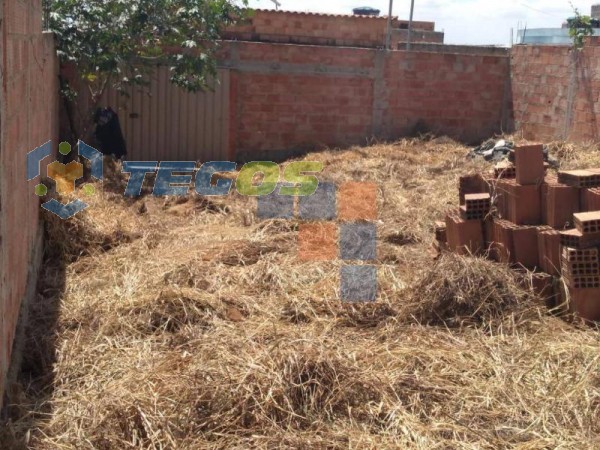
[[51, 0, 251, 99]]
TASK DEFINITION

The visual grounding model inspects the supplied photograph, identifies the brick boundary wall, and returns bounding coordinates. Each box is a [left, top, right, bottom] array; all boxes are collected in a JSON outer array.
[[77, 38, 506, 162], [219, 41, 511, 159], [0, 0, 59, 407], [511, 37, 600, 142]]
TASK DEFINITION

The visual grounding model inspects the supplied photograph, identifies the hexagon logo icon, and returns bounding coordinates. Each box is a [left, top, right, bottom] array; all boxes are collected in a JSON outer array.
[[27, 140, 103, 219]]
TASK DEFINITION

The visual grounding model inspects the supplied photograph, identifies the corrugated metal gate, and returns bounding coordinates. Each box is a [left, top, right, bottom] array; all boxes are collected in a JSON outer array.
[[102, 66, 230, 161]]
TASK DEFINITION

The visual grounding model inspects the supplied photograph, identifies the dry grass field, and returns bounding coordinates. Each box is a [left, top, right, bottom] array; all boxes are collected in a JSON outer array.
[[1, 138, 599, 449]]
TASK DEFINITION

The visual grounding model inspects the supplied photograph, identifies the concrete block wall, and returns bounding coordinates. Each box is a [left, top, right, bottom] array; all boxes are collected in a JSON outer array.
[[511, 38, 600, 142], [0, 0, 59, 405], [222, 41, 511, 158]]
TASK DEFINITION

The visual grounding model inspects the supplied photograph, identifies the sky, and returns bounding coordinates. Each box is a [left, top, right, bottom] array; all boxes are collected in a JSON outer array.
[[247, 0, 596, 46]]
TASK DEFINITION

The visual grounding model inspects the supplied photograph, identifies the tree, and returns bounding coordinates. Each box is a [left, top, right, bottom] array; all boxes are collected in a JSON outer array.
[[50, 0, 248, 140], [567, 5, 594, 50]]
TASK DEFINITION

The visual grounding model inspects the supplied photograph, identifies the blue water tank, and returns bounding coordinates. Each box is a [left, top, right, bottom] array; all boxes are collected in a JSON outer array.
[[353, 7, 381, 16]]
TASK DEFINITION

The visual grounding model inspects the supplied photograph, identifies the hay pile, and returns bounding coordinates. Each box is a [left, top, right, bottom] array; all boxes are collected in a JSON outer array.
[[409, 253, 536, 327], [2, 137, 600, 449]]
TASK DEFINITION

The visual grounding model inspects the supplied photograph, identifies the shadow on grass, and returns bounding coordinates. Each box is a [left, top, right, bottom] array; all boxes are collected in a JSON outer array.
[[0, 225, 67, 449]]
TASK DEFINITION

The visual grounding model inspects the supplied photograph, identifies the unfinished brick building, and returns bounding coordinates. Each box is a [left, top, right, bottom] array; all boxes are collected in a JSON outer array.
[[223, 9, 444, 49]]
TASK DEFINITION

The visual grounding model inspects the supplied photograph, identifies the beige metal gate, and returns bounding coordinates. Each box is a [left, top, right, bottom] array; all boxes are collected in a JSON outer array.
[[102, 66, 230, 161]]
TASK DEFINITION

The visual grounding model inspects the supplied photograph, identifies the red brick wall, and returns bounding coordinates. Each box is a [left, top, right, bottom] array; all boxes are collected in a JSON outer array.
[[511, 39, 600, 142], [230, 42, 375, 157], [236, 72, 374, 155], [0, 0, 59, 405], [225, 10, 440, 48], [225, 41, 510, 157], [383, 51, 510, 142]]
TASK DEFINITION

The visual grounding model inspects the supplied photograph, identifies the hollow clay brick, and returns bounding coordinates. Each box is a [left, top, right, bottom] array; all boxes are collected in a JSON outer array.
[[541, 182, 579, 229], [580, 188, 600, 212], [445, 210, 484, 256], [558, 170, 600, 188], [574, 211, 600, 235], [507, 184, 542, 225], [568, 288, 600, 322], [512, 225, 539, 269], [515, 144, 545, 185]]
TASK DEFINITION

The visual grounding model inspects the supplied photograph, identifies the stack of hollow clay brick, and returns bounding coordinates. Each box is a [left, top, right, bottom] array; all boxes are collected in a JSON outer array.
[[435, 143, 600, 323]]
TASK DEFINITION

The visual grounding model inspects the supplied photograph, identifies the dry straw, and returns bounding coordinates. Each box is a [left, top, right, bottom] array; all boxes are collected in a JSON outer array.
[[1, 138, 599, 449]]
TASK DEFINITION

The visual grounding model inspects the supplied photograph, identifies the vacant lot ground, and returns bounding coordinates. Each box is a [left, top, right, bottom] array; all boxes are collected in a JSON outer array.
[[2, 138, 600, 449]]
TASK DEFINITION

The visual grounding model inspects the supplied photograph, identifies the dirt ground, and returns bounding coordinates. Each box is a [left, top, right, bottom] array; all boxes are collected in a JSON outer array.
[[1, 138, 599, 449]]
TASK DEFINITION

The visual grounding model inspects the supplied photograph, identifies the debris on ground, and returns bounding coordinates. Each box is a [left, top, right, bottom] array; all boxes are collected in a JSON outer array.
[[470, 138, 515, 161], [470, 138, 559, 167]]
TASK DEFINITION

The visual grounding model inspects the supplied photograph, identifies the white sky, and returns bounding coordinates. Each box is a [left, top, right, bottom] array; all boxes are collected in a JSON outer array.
[[248, 0, 597, 46]]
